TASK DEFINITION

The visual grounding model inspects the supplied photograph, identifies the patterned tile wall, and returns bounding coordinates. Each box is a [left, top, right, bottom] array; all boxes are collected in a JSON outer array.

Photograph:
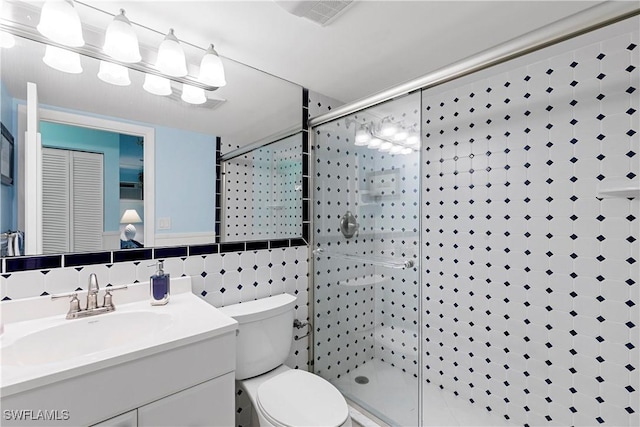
[[223, 134, 302, 242], [421, 17, 639, 427], [0, 246, 310, 427]]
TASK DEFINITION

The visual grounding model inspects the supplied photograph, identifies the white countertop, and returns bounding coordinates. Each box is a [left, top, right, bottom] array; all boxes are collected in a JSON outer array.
[[0, 277, 237, 397]]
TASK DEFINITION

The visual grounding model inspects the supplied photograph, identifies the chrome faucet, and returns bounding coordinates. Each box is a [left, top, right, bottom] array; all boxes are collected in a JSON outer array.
[[51, 275, 127, 319], [86, 273, 100, 310]]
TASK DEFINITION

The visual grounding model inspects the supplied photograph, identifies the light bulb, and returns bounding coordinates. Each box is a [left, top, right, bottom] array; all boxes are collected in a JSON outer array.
[[0, 31, 15, 48], [181, 84, 207, 104], [37, 0, 84, 47], [103, 9, 141, 63], [98, 61, 131, 86], [143, 73, 172, 96], [43, 45, 82, 73], [354, 125, 371, 146], [199, 44, 226, 87]]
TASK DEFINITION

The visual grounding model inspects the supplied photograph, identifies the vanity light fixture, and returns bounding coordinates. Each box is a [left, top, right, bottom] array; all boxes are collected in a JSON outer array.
[[155, 29, 188, 77], [0, 31, 15, 48], [198, 44, 226, 87], [98, 61, 131, 86], [43, 45, 83, 73], [143, 74, 172, 96], [37, 0, 84, 47], [378, 141, 394, 152], [367, 138, 382, 149], [103, 9, 141, 63], [181, 84, 207, 105]]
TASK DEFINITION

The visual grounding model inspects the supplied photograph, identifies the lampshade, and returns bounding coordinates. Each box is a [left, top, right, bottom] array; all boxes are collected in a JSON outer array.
[[120, 209, 142, 224], [37, 0, 84, 47], [181, 84, 207, 104], [98, 61, 131, 86], [143, 73, 172, 96], [155, 29, 188, 77], [0, 31, 16, 48], [198, 44, 226, 87], [43, 45, 83, 73], [103, 9, 141, 63]]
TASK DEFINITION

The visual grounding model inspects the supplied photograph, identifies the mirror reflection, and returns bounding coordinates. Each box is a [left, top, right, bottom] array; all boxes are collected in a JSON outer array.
[[221, 133, 302, 243], [1, 17, 302, 255]]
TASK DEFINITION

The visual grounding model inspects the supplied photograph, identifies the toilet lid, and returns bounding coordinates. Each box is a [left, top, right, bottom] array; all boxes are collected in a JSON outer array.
[[257, 370, 349, 427]]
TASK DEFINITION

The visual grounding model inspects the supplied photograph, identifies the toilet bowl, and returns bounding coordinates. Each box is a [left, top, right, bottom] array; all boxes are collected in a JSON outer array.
[[219, 294, 352, 427]]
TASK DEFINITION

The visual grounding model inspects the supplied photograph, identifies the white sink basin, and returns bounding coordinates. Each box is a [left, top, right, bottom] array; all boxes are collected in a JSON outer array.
[[2, 311, 172, 366]]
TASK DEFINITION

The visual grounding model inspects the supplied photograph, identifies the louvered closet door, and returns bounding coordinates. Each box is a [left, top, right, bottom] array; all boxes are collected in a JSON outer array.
[[42, 148, 104, 253], [71, 151, 103, 252], [42, 148, 70, 253]]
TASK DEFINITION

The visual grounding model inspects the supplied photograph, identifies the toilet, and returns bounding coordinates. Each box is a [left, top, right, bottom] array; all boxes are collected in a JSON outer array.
[[219, 293, 352, 427]]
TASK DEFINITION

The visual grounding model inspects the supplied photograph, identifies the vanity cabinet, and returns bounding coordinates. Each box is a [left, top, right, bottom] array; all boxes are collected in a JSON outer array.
[[3, 332, 236, 427], [92, 373, 235, 427]]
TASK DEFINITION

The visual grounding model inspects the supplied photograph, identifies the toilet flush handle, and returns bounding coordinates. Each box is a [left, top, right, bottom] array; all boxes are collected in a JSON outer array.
[[293, 319, 311, 341]]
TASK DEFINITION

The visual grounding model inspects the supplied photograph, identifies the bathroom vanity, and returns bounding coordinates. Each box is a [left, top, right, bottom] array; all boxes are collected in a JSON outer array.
[[0, 277, 238, 426]]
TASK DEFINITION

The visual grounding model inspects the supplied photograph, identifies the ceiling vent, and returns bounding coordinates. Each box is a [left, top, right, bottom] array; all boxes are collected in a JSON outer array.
[[274, 0, 355, 26]]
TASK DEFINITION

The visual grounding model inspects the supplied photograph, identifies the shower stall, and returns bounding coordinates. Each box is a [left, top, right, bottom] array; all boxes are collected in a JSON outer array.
[[311, 6, 638, 427], [312, 93, 422, 426]]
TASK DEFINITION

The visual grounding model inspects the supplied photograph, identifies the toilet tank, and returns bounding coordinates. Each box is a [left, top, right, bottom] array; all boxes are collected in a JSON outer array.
[[219, 293, 297, 380]]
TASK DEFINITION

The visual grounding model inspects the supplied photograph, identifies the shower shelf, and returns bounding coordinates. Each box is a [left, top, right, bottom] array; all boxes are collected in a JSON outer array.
[[313, 247, 415, 269]]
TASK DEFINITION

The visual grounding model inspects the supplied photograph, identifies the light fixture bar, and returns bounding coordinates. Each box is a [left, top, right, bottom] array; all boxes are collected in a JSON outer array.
[[0, 12, 219, 91]]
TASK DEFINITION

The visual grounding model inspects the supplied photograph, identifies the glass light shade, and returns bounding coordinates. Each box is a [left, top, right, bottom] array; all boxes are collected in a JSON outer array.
[[155, 29, 188, 77], [393, 129, 409, 141], [380, 119, 397, 137], [199, 44, 226, 87], [400, 147, 414, 155], [0, 31, 16, 48], [406, 133, 420, 147], [98, 61, 131, 86], [143, 73, 172, 96], [389, 145, 403, 154], [367, 138, 382, 149], [354, 125, 371, 146], [43, 45, 82, 73], [378, 141, 393, 152], [181, 84, 207, 104], [103, 9, 141, 63], [37, 0, 84, 47]]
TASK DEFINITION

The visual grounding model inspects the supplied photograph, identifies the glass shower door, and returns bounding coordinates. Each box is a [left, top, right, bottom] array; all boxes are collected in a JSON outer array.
[[312, 92, 421, 426]]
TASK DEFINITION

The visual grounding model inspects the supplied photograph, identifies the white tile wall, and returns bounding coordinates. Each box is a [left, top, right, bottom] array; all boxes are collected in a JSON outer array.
[[0, 246, 310, 427], [421, 16, 639, 427]]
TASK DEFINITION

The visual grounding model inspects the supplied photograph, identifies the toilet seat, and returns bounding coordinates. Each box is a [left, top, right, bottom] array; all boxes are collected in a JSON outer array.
[[256, 370, 349, 427]]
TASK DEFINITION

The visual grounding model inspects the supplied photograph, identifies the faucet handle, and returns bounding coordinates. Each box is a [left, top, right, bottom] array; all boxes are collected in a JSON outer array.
[[88, 273, 99, 292], [51, 292, 81, 318], [103, 285, 128, 310]]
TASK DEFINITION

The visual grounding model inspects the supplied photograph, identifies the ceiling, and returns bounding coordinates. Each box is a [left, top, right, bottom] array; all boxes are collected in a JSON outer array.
[[82, 0, 607, 106]]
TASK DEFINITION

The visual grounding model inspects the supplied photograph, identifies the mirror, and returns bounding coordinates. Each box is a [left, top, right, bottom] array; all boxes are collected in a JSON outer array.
[[0, 3, 303, 256], [221, 132, 303, 243]]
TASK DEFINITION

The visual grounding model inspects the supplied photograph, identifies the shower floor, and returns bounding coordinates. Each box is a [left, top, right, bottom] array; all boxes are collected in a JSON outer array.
[[331, 359, 514, 427]]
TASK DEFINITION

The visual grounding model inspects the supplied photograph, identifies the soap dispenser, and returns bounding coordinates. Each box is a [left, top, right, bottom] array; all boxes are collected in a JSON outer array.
[[149, 260, 170, 305]]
